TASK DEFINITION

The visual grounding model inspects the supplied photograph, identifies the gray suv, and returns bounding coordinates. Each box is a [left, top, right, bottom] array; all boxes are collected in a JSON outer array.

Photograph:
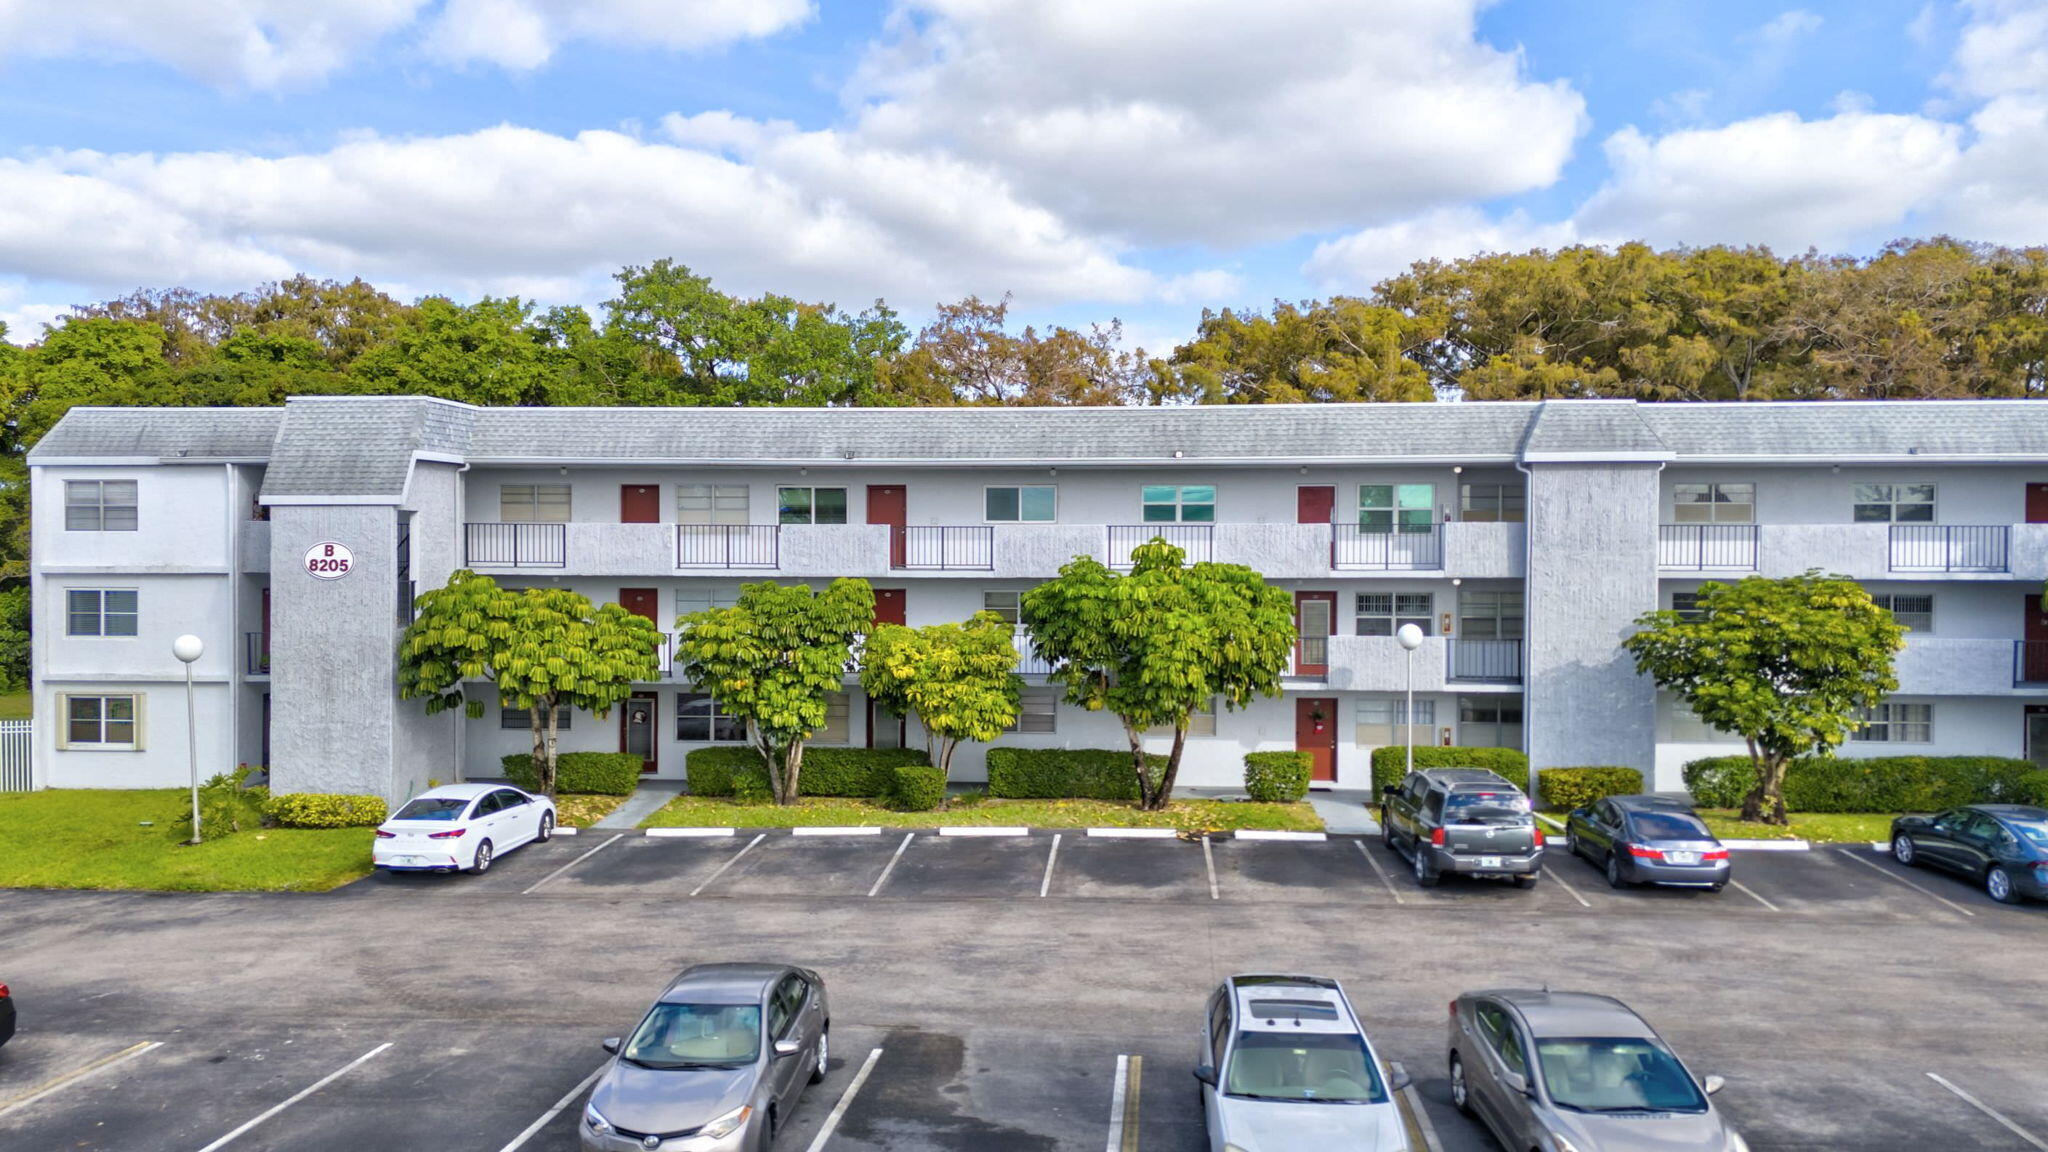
[[1380, 768, 1542, 888]]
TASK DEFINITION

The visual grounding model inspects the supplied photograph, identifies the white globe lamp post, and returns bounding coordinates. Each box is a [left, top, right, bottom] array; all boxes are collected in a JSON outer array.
[[172, 634, 204, 844], [1396, 624, 1425, 779]]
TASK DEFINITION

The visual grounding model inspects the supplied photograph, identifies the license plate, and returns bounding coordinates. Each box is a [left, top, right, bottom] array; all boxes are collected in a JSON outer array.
[[1665, 851, 1699, 865], [392, 855, 423, 865], [1476, 856, 1503, 869]]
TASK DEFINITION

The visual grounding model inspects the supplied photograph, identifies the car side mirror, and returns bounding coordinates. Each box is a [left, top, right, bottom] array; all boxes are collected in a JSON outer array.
[[1192, 1065, 1216, 1087], [1702, 1074, 1725, 1096], [1386, 1066, 1412, 1093], [1502, 1070, 1530, 1097], [774, 1039, 802, 1058], [1381, 785, 1401, 799], [601, 1037, 620, 1055]]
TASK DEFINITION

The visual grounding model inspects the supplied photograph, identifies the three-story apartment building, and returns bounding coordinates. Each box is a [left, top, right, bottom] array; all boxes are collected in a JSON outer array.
[[26, 396, 2048, 802]]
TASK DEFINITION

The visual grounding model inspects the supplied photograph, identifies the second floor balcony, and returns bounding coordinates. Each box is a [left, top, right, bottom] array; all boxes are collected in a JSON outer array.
[[1290, 635, 1523, 691], [1660, 522, 2040, 580]]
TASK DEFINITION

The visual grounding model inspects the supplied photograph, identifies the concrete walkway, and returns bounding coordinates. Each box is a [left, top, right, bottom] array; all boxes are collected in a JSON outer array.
[[1307, 790, 1380, 835], [594, 780, 686, 829]]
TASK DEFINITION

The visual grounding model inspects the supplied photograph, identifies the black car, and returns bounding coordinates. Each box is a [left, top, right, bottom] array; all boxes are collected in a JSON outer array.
[[1890, 805, 2048, 904], [1381, 768, 1543, 888], [0, 981, 14, 1049], [1564, 795, 1731, 891]]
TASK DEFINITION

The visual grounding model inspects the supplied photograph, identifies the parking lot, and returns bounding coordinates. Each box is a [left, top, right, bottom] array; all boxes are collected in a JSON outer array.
[[3, 829, 2045, 1151]]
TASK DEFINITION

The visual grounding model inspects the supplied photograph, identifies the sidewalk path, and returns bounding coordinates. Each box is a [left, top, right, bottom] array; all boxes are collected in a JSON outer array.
[[594, 780, 686, 829]]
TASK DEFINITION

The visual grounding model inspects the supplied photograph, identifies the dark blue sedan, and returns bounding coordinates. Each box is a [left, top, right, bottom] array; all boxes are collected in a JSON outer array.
[[1890, 805, 2048, 904]]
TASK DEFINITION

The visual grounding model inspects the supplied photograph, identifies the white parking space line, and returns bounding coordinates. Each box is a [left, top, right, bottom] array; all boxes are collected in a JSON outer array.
[[495, 1061, 610, 1152], [802, 1046, 883, 1152], [523, 833, 623, 894], [1927, 1073, 2048, 1151], [1837, 847, 1977, 917], [1354, 840, 1405, 905], [1040, 833, 1062, 898], [868, 832, 915, 897], [0, 1041, 162, 1121], [645, 827, 735, 838], [1202, 835, 1220, 900], [690, 833, 768, 897], [1547, 867, 1592, 908], [1729, 878, 1780, 911], [194, 1043, 391, 1152], [939, 826, 1030, 836], [1105, 1053, 1142, 1152], [1389, 1062, 1444, 1152]]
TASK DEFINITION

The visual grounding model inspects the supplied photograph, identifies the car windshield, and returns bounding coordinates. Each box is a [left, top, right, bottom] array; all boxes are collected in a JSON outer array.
[[1535, 1037, 1707, 1114], [391, 797, 470, 822], [1628, 812, 1711, 840], [2010, 821, 2048, 848], [1445, 791, 1528, 821], [623, 1003, 762, 1070], [1224, 1032, 1386, 1104]]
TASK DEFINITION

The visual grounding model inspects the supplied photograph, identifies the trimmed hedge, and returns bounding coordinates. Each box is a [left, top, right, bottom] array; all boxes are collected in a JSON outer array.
[[1683, 754, 2048, 813], [886, 764, 948, 811], [1537, 767, 1645, 812], [263, 793, 388, 829], [500, 752, 642, 796], [1243, 752, 1313, 803], [1369, 745, 1530, 794], [684, 745, 933, 798], [986, 748, 1157, 800]]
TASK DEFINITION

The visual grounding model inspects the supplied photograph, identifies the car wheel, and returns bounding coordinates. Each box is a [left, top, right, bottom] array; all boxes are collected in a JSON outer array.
[[1381, 812, 1401, 854], [1892, 835, 1917, 867], [1449, 1053, 1474, 1116], [1564, 829, 1580, 859], [1513, 873, 1538, 889], [1987, 865, 2019, 904], [470, 840, 493, 874], [536, 812, 554, 843], [1413, 848, 1440, 888], [1605, 851, 1627, 889]]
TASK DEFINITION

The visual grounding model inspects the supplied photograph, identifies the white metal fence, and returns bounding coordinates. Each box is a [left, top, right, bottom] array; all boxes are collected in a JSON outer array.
[[0, 719, 32, 791]]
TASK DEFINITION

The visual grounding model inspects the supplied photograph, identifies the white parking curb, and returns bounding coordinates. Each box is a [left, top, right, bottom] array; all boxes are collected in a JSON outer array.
[[792, 826, 883, 836], [645, 827, 736, 838], [1719, 839, 1812, 851], [938, 826, 1031, 837], [1233, 830, 1328, 842], [553, 826, 578, 836], [1086, 827, 1180, 838]]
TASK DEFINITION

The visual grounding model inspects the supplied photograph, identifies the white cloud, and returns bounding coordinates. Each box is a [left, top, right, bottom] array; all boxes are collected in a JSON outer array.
[[1304, 207, 1584, 290], [1945, 0, 2048, 100], [843, 0, 1586, 247], [0, 0, 430, 89], [423, 0, 813, 71], [0, 280, 72, 343]]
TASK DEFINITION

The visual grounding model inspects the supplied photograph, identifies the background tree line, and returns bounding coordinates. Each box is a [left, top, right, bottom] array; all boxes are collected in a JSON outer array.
[[2, 236, 2043, 688]]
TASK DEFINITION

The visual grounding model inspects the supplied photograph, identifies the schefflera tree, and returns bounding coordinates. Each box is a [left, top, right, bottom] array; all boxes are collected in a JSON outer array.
[[860, 611, 1021, 780]]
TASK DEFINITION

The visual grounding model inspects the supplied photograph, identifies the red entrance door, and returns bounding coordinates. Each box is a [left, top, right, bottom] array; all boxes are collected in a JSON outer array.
[[873, 588, 907, 626], [621, 485, 660, 524], [1295, 697, 1338, 783], [1297, 485, 1335, 524], [2028, 484, 2048, 524], [1294, 591, 1335, 676], [868, 485, 907, 567], [2025, 594, 2048, 684], [621, 691, 658, 774], [618, 588, 658, 621]]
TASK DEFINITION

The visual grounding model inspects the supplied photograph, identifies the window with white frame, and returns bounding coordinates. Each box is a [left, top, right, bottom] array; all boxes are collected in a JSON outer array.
[[1666, 697, 1738, 743], [499, 705, 573, 730], [1672, 482, 1755, 523], [1141, 485, 1215, 523], [985, 486, 1056, 522], [982, 590, 1022, 625], [778, 486, 848, 525], [1458, 696, 1522, 748], [1854, 702, 1932, 743], [674, 588, 740, 620], [64, 693, 140, 748], [67, 589, 138, 637], [1356, 592, 1432, 636], [1006, 686, 1058, 733], [1852, 483, 1935, 523], [1148, 697, 1216, 739], [871, 704, 907, 749], [677, 484, 748, 525], [676, 693, 746, 742], [1359, 484, 1435, 534], [1354, 697, 1434, 746], [815, 692, 851, 745], [500, 483, 571, 522], [1869, 593, 1933, 633], [1458, 589, 1524, 640], [65, 480, 138, 532], [1458, 482, 1525, 523]]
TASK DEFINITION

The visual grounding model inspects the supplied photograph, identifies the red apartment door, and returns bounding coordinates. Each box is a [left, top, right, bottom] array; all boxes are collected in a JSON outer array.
[[873, 589, 907, 626], [1295, 697, 1338, 783], [868, 485, 907, 567], [2026, 594, 2048, 684], [1297, 485, 1335, 524], [621, 692, 658, 774], [1294, 591, 1334, 676], [621, 485, 660, 524], [2028, 484, 2048, 523], [619, 588, 658, 622]]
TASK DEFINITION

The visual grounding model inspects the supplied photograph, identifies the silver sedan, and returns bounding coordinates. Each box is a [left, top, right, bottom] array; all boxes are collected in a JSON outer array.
[[582, 963, 828, 1152]]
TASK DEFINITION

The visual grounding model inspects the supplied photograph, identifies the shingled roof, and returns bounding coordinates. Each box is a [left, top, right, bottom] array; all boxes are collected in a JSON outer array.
[[28, 407, 283, 462]]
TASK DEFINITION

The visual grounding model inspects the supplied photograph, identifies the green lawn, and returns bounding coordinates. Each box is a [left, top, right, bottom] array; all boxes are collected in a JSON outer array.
[[641, 795, 1325, 832], [0, 691, 30, 719], [0, 789, 374, 892], [1698, 809, 1894, 844]]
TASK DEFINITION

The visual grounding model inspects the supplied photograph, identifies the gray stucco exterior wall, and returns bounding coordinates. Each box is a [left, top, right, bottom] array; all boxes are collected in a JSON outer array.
[[390, 462, 463, 801], [1524, 462, 1660, 773]]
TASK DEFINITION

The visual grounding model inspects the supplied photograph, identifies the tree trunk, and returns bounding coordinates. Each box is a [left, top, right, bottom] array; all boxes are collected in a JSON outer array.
[[1740, 747, 1790, 825], [780, 741, 805, 806], [1120, 718, 1155, 809], [935, 735, 957, 780], [529, 701, 550, 796], [542, 696, 561, 798], [1147, 722, 1190, 813]]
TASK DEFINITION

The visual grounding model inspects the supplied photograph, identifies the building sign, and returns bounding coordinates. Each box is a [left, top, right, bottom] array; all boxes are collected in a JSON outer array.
[[304, 541, 354, 580]]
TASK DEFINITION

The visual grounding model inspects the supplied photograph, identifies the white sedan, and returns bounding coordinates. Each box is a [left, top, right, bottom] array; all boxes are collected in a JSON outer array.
[[372, 783, 556, 874]]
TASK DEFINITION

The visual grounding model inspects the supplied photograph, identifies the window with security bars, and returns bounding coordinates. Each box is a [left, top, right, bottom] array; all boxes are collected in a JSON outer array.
[[1672, 482, 1755, 523], [67, 589, 138, 636], [678, 484, 749, 525], [500, 706, 573, 730], [65, 694, 139, 747], [1355, 697, 1433, 747], [1853, 702, 1932, 743], [1852, 483, 1935, 523], [1869, 593, 1933, 633], [676, 694, 746, 742], [1458, 697, 1522, 748], [1356, 592, 1432, 636], [1005, 686, 1058, 733], [65, 480, 138, 531], [1458, 482, 1525, 523], [1359, 484, 1434, 534], [500, 483, 570, 522]]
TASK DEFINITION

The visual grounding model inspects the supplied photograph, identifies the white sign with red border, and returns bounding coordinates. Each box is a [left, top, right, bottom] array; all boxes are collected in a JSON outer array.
[[304, 541, 354, 580]]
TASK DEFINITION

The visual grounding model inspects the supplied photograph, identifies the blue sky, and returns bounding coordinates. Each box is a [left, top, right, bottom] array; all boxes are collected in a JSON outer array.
[[0, 1, 2042, 354]]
